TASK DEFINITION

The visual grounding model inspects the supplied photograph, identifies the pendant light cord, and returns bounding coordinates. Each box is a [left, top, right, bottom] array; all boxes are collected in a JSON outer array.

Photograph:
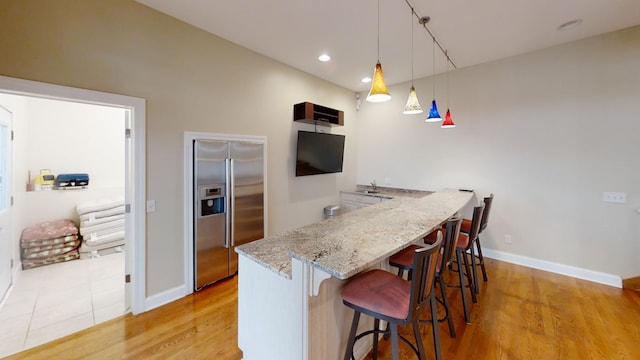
[[432, 38, 436, 98], [377, 0, 380, 62], [410, 7, 414, 86], [446, 50, 449, 108]]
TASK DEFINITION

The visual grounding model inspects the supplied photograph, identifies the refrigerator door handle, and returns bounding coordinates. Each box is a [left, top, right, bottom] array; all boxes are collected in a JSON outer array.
[[224, 158, 231, 249], [229, 158, 236, 247]]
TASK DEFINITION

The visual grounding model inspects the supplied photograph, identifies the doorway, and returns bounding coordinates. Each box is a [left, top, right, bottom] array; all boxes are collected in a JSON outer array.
[[0, 105, 12, 302], [0, 75, 146, 355]]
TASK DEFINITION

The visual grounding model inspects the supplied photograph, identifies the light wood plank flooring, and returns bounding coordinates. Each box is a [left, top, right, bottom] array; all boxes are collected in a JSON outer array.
[[6, 258, 640, 359]]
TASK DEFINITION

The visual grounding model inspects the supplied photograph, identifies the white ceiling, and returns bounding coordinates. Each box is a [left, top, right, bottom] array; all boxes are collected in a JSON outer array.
[[136, 0, 640, 92]]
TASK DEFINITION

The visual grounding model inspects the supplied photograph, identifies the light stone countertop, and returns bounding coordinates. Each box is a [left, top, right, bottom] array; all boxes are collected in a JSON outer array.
[[342, 185, 432, 199], [235, 188, 474, 280]]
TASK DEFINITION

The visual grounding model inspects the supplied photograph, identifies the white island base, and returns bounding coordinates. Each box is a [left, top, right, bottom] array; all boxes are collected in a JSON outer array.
[[238, 254, 380, 360]]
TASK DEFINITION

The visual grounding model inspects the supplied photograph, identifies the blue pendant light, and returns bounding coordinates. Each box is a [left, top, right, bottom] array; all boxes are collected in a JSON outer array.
[[425, 38, 441, 122]]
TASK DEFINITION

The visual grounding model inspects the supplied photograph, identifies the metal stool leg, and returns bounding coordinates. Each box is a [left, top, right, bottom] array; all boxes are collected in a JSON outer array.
[[343, 311, 361, 360], [430, 293, 442, 360], [476, 237, 488, 282], [438, 274, 456, 337], [389, 323, 400, 360]]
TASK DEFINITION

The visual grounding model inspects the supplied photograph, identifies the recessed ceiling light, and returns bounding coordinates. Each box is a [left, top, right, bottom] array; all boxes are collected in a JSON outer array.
[[361, 77, 372, 83], [558, 19, 583, 31], [318, 54, 331, 62]]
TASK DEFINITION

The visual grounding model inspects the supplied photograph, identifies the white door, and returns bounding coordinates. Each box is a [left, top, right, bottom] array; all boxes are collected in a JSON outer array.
[[0, 106, 13, 301]]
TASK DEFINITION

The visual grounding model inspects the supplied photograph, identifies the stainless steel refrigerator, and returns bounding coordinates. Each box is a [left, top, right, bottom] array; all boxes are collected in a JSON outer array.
[[193, 139, 265, 291]]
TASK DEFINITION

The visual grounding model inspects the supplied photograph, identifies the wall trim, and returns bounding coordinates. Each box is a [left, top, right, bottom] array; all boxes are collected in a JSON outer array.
[[482, 248, 622, 288], [144, 285, 188, 312]]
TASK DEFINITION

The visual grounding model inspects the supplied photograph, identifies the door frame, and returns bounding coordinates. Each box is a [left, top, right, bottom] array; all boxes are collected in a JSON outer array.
[[183, 131, 267, 295], [0, 105, 13, 302], [0, 75, 146, 315]]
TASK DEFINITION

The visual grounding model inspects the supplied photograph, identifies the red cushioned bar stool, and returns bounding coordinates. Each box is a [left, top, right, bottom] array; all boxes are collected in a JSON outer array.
[[460, 193, 493, 293], [418, 205, 484, 323], [387, 216, 463, 338], [452, 203, 483, 323], [341, 236, 443, 360]]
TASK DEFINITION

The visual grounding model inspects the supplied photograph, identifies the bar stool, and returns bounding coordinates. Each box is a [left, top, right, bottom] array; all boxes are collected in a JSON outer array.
[[341, 237, 443, 360], [387, 217, 462, 338], [460, 193, 493, 291], [453, 204, 483, 323]]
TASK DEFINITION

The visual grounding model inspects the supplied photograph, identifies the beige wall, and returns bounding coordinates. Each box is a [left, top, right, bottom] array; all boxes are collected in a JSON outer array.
[[356, 26, 640, 278], [0, 0, 357, 296]]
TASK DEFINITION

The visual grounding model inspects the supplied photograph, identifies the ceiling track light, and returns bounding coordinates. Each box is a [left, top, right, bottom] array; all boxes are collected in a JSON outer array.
[[403, 0, 458, 127]]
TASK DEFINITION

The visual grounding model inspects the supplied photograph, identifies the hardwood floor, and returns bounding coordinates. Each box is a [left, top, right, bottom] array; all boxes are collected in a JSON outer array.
[[6, 258, 640, 359], [623, 276, 640, 292]]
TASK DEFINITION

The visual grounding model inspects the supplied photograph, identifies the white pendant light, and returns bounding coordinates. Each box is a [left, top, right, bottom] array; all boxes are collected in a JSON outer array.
[[404, 8, 423, 114]]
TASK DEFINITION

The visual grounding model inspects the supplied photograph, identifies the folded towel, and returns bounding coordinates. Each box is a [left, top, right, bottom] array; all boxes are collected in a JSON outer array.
[[80, 218, 125, 236], [83, 230, 125, 246], [76, 196, 125, 215], [78, 206, 126, 222], [80, 214, 124, 228]]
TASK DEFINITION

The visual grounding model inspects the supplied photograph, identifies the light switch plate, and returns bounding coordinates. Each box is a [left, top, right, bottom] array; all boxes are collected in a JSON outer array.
[[146, 200, 156, 213], [602, 192, 626, 204]]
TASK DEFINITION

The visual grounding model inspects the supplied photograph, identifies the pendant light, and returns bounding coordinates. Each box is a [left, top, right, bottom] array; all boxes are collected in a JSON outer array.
[[403, 8, 422, 114], [366, 0, 391, 103], [425, 38, 442, 122], [441, 50, 456, 128]]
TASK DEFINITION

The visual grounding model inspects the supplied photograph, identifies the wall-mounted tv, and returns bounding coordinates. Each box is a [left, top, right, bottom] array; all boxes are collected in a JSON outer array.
[[295, 131, 345, 176]]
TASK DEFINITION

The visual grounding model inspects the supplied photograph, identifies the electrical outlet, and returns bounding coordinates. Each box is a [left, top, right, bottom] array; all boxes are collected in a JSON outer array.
[[504, 235, 512, 244], [602, 192, 626, 204]]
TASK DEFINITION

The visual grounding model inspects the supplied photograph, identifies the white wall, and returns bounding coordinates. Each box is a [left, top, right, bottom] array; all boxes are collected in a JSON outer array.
[[356, 26, 640, 279], [0, 93, 125, 271], [22, 97, 125, 227], [26, 97, 125, 189]]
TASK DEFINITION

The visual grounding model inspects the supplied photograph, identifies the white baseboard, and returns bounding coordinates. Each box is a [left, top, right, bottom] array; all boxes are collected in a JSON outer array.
[[482, 248, 622, 288], [144, 284, 188, 312]]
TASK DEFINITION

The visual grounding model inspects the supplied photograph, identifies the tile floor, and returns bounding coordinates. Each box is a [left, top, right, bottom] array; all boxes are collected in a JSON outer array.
[[0, 251, 125, 358]]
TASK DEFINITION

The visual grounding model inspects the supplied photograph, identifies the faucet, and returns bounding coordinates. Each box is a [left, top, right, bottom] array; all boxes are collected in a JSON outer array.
[[370, 180, 377, 191]]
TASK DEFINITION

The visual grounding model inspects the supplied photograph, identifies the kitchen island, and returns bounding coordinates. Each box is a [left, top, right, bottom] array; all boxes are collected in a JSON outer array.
[[235, 188, 474, 360]]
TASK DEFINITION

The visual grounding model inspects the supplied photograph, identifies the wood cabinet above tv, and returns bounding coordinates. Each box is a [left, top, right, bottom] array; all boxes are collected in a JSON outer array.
[[293, 102, 344, 127]]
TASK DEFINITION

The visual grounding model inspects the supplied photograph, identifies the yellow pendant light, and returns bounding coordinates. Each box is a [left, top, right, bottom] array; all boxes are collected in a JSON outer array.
[[366, 0, 391, 103], [367, 62, 391, 102]]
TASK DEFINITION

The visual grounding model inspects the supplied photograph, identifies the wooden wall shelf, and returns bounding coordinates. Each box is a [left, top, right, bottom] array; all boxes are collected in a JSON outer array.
[[293, 102, 344, 127]]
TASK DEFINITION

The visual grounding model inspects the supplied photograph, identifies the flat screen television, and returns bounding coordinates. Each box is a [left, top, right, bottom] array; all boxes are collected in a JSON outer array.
[[295, 131, 345, 176]]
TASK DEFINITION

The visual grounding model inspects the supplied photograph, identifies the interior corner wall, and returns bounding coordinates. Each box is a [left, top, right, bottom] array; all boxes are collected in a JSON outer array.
[[355, 25, 640, 279], [0, 1, 356, 297]]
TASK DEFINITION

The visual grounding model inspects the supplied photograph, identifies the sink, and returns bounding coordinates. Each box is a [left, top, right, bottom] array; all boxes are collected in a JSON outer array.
[[357, 190, 379, 194]]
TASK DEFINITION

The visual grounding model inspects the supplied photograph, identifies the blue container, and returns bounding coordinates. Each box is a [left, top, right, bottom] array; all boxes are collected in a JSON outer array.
[[55, 173, 89, 189]]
